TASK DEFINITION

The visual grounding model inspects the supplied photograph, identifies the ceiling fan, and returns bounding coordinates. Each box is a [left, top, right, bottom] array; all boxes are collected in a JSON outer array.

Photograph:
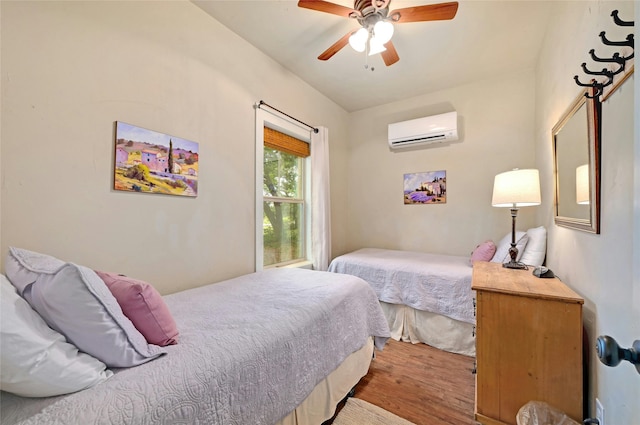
[[298, 0, 458, 66]]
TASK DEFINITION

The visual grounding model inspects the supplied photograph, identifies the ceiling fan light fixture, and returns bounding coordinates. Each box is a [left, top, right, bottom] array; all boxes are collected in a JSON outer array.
[[368, 36, 387, 55], [373, 20, 394, 44], [348, 27, 368, 52], [301, 0, 459, 66]]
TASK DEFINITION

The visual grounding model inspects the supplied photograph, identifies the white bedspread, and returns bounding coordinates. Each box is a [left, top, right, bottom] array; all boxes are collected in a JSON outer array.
[[1, 268, 390, 425], [328, 248, 475, 324]]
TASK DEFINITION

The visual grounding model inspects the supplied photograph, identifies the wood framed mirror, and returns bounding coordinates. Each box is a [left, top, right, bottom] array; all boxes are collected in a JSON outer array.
[[552, 87, 601, 233]]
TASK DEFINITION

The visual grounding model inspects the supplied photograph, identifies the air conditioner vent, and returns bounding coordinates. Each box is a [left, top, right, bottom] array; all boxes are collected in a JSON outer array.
[[388, 111, 458, 150]]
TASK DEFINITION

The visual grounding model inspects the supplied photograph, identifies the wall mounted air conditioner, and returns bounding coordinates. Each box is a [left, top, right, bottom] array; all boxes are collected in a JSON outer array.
[[388, 111, 458, 150]]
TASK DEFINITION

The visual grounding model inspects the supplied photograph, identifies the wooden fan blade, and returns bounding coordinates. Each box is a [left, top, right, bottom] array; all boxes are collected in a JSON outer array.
[[381, 41, 400, 66], [298, 0, 355, 17], [390, 1, 458, 23], [318, 31, 353, 61]]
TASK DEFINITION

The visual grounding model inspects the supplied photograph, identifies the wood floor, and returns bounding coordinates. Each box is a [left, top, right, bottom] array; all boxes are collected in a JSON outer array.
[[332, 339, 477, 425]]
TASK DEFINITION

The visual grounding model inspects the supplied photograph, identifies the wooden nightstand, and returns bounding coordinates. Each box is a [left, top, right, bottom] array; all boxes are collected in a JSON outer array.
[[472, 261, 584, 425]]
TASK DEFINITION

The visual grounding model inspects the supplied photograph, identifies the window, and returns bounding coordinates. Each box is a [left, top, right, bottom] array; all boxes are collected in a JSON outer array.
[[255, 111, 311, 269]]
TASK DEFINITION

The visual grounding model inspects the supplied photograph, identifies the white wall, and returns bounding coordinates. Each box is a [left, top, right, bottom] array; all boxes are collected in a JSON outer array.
[[345, 71, 539, 257], [0, 0, 350, 294], [535, 1, 637, 423]]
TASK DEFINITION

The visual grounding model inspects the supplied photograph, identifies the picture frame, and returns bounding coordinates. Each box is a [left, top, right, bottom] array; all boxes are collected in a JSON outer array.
[[404, 170, 446, 204], [114, 122, 199, 197]]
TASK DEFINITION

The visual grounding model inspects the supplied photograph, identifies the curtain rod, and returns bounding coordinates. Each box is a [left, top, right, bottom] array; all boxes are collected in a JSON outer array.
[[257, 100, 319, 134]]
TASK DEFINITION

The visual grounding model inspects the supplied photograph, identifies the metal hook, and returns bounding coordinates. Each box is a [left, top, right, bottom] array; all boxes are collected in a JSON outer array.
[[581, 62, 625, 78], [573, 9, 634, 101], [580, 63, 609, 76], [599, 32, 634, 49], [607, 52, 631, 67], [608, 62, 626, 76], [611, 10, 634, 27], [585, 87, 603, 99], [588, 49, 627, 65], [574, 76, 609, 99], [597, 78, 613, 89], [620, 50, 635, 61], [573, 75, 597, 88]]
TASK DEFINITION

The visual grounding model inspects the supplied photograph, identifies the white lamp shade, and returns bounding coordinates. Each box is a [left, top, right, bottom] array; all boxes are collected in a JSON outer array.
[[348, 28, 368, 52], [576, 164, 590, 204], [373, 20, 394, 44], [492, 169, 541, 207]]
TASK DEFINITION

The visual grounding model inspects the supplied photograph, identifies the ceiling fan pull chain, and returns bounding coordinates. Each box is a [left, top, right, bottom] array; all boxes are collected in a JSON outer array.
[[363, 42, 374, 71], [364, 41, 370, 70], [364, 54, 375, 72]]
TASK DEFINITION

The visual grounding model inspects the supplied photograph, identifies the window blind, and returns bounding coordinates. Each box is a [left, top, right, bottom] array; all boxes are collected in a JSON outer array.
[[264, 127, 310, 158]]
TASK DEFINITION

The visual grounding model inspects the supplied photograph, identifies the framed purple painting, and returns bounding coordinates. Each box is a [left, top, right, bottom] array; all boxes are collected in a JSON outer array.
[[114, 122, 198, 197], [404, 170, 446, 204]]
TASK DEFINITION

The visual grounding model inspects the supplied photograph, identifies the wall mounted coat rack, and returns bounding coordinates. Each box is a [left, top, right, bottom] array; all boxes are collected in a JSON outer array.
[[574, 10, 634, 99]]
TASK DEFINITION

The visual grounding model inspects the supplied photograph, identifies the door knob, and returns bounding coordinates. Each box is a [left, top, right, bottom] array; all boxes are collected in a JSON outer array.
[[595, 335, 640, 374]]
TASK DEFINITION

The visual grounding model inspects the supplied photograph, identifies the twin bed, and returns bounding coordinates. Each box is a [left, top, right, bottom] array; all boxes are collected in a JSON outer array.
[[329, 248, 476, 356], [2, 229, 546, 423], [328, 229, 546, 357], [1, 264, 390, 425]]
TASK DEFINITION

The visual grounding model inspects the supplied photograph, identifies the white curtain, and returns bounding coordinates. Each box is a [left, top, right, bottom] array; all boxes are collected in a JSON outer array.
[[311, 126, 331, 271]]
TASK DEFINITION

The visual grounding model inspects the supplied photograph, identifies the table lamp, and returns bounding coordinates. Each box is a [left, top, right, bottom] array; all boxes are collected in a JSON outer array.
[[492, 168, 541, 269]]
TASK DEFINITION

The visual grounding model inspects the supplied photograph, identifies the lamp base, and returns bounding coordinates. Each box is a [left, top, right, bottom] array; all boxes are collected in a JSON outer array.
[[502, 261, 528, 270]]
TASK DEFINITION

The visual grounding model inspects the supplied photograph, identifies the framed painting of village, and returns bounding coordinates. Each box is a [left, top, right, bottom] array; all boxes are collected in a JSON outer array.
[[114, 122, 198, 197], [403, 170, 446, 204]]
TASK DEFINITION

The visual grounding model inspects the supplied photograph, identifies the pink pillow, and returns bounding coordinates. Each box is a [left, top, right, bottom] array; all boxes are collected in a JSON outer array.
[[95, 271, 178, 346], [470, 240, 497, 265]]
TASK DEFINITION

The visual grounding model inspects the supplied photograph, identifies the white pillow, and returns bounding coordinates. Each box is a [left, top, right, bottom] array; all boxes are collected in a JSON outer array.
[[1, 274, 113, 397], [491, 231, 529, 263], [520, 226, 547, 266], [5, 247, 166, 368]]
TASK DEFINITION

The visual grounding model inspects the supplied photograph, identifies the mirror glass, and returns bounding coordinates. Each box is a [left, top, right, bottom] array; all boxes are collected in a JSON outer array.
[[552, 88, 600, 233]]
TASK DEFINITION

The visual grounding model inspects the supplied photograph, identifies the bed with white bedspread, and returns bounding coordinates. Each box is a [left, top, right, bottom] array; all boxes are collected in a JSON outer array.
[[328, 228, 547, 357], [329, 248, 476, 356], [1, 267, 390, 425]]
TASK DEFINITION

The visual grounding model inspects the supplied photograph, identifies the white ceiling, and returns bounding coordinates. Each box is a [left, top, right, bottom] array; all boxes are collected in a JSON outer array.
[[193, 0, 553, 112]]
